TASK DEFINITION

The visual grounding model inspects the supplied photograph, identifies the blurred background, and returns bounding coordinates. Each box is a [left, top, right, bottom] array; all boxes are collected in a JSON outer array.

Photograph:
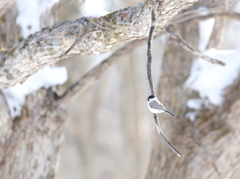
[[2, 0, 240, 178]]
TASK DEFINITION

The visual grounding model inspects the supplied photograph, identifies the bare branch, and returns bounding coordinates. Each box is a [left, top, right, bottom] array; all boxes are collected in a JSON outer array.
[[146, 0, 158, 96], [0, 0, 197, 89], [56, 38, 149, 103], [166, 26, 226, 66], [172, 12, 240, 27], [147, 1, 182, 157], [154, 114, 182, 157]]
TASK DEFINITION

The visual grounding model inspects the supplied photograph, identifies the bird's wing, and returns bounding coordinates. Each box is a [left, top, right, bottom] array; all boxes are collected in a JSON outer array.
[[149, 100, 165, 110]]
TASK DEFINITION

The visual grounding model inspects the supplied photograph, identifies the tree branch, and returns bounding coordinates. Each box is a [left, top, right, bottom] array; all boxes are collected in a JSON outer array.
[[172, 12, 240, 27], [166, 25, 226, 66], [154, 114, 182, 157], [0, 0, 197, 89], [56, 38, 150, 103], [59, 28, 103, 57], [55, 12, 240, 104], [166, 12, 240, 66], [147, 1, 182, 157], [146, 0, 158, 96]]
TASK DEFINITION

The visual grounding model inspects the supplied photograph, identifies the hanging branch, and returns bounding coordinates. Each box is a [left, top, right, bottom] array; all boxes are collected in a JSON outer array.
[[146, 0, 157, 96], [147, 0, 182, 157], [154, 114, 182, 157]]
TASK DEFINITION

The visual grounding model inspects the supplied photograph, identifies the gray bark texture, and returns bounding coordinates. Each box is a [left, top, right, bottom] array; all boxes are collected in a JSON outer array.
[[0, 0, 198, 179], [145, 0, 240, 179], [0, 0, 197, 89], [0, 89, 66, 179]]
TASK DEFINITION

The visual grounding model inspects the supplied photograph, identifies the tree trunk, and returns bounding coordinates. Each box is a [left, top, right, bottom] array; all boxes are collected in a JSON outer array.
[[145, 1, 240, 179], [0, 89, 66, 179]]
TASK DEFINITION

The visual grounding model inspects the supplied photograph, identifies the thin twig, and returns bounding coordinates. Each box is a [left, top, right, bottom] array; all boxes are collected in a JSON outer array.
[[185, 12, 240, 24], [166, 25, 225, 66], [146, 1, 182, 157], [146, 0, 158, 96], [154, 114, 182, 157], [59, 29, 102, 57]]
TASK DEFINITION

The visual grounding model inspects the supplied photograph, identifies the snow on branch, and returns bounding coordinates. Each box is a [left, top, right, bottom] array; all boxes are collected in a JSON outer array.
[[0, 0, 197, 89]]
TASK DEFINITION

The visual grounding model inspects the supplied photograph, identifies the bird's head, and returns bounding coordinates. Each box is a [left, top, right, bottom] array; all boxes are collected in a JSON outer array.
[[147, 95, 155, 101]]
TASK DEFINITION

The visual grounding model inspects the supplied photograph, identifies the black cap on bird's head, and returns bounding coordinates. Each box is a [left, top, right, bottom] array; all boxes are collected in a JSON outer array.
[[147, 95, 155, 101]]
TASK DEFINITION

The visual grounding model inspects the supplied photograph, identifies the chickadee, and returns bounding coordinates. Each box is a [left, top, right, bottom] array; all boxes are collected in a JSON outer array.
[[147, 95, 175, 117]]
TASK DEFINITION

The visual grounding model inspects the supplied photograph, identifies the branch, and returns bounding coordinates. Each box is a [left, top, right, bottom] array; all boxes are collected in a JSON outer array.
[[166, 12, 240, 66], [147, 1, 182, 157], [146, 0, 158, 96], [55, 12, 240, 105], [172, 12, 240, 27], [59, 28, 103, 57], [0, 0, 16, 17], [0, 0, 197, 89], [154, 114, 182, 157], [56, 38, 149, 103], [166, 25, 226, 66]]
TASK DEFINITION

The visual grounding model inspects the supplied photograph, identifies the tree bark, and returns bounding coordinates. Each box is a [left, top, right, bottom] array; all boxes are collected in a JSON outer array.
[[0, 89, 66, 179], [0, 0, 197, 89], [145, 0, 240, 179]]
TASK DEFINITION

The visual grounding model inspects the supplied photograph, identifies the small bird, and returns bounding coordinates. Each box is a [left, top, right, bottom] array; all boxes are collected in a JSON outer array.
[[147, 95, 175, 117]]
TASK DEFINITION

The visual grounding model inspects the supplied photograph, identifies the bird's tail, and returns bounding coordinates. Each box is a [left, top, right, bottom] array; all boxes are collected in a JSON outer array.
[[165, 110, 175, 118]]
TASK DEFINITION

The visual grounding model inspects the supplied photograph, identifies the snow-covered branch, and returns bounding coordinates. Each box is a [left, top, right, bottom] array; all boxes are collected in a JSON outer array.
[[0, 0, 197, 89]]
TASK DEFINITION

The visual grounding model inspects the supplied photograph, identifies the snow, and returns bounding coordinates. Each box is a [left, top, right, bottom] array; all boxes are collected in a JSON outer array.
[[81, 0, 108, 17], [185, 48, 240, 105], [185, 111, 198, 122], [2, 0, 68, 119], [198, 19, 215, 52], [89, 10, 110, 18], [3, 66, 68, 119], [185, 6, 240, 121], [16, 0, 60, 38], [187, 98, 203, 110]]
